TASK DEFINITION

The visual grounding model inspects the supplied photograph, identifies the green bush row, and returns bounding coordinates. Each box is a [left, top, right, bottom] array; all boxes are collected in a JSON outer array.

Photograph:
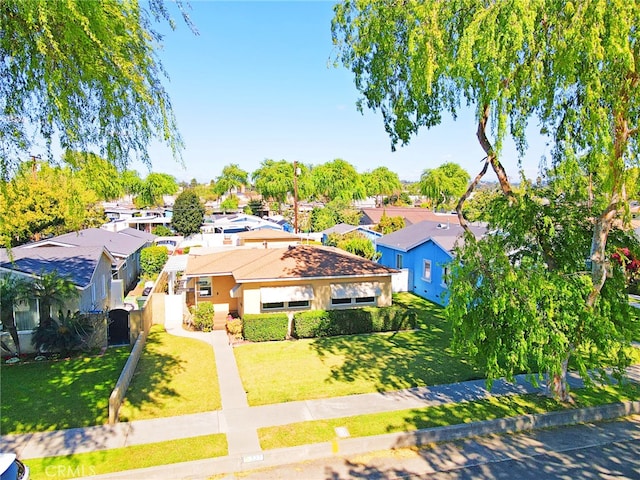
[[243, 313, 289, 342], [292, 305, 416, 338]]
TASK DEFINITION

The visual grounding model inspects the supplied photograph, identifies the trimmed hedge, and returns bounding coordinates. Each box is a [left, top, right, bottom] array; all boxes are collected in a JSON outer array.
[[243, 313, 289, 342], [293, 305, 416, 339]]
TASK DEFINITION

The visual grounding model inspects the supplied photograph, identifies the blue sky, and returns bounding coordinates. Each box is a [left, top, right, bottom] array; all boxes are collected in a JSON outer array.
[[138, 1, 550, 184]]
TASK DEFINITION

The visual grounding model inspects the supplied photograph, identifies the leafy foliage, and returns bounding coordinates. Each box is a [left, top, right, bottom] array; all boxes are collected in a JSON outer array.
[[0, 0, 187, 176], [337, 233, 380, 261], [213, 164, 248, 196], [242, 313, 289, 342], [190, 303, 216, 332], [31, 310, 93, 356], [0, 274, 30, 355], [420, 163, 470, 210], [171, 189, 204, 236], [311, 159, 365, 202], [310, 199, 361, 232], [219, 194, 239, 213], [140, 246, 168, 277], [374, 211, 405, 234], [446, 189, 639, 393], [34, 271, 79, 328]]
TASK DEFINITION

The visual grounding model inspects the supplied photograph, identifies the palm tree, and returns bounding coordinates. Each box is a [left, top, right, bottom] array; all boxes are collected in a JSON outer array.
[[34, 271, 79, 328], [0, 275, 29, 356]]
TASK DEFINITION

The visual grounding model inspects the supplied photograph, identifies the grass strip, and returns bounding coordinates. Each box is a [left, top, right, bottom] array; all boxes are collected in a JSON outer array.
[[118, 324, 221, 421], [258, 382, 640, 450], [24, 434, 227, 480], [1, 347, 130, 434]]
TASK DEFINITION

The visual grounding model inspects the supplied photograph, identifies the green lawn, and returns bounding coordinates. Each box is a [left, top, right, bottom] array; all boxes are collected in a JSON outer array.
[[24, 434, 227, 480], [258, 382, 640, 450], [1, 347, 130, 434], [118, 325, 221, 421], [234, 293, 483, 406]]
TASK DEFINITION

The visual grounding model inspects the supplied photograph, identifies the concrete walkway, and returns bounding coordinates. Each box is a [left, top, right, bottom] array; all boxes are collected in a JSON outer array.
[[3, 323, 640, 478]]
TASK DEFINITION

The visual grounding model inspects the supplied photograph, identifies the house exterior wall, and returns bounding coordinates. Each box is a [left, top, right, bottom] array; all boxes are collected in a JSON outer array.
[[78, 254, 113, 313], [378, 242, 452, 306], [240, 275, 393, 315], [190, 275, 239, 314], [187, 275, 393, 316]]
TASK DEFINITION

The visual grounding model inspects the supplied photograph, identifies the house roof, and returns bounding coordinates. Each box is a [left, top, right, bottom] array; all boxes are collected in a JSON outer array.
[[236, 229, 300, 241], [0, 246, 113, 288], [377, 221, 487, 253], [118, 227, 157, 242], [24, 228, 152, 257], [186, 245, 397, 282], [321, 223, 383, 238], [360, 207, 461, 227]]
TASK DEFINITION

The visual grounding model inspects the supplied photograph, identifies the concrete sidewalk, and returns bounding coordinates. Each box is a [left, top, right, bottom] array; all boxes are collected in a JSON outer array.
[[3, 324, 640, 478]]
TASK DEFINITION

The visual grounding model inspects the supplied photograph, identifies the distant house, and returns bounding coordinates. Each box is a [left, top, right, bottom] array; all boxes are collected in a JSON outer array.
[[184, 245, 397, 317], [360, 207, 461, 228], [201, 213, 284, 234], [22, 227, 155, 292], [0, 245, 116, 352], [377, 221, 486, 306], [320, 223, 383, 246], [236, 229, 301, 248]]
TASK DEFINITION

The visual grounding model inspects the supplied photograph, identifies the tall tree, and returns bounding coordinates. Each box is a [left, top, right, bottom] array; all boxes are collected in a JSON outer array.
[[33, 271, 78, 329], [419, 163, 470, 210], [172, 189, 205, 236], [311, 159, 365, 202], [362, 166, 402, 206], [135, 172, 178, 208], [0, 161, 105, 246], [0, 275, 29, 356], [213, 164, 249, 196], [63, 151, 124, 201], [0, 0, 191, 177], [333, 1, 640, 399], [252, 159, 313, 211]]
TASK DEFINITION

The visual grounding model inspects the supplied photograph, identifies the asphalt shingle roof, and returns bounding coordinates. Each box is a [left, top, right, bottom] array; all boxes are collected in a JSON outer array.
[[0, 246, 109, 288], [377, 221, 487, 252], [186, 245, 397, 282], [32, 228, 150, 257]]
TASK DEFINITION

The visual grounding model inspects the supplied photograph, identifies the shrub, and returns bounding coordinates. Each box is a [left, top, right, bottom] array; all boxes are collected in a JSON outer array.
[[293, 305, 416, 338], [191, 303, 216, 332], [140, 246, 169, 277], [243, 313, 288, 342], [152, 225, 173, 236], [31, 310, 94, 355], [226, 318, 243, 338]]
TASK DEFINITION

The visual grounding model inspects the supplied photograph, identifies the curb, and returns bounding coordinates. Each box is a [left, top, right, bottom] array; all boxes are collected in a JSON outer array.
[[85, 400, 640, 479]]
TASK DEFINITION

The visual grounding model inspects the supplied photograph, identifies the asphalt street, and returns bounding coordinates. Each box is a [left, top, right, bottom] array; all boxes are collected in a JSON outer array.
[[222, 414, 640, 480]]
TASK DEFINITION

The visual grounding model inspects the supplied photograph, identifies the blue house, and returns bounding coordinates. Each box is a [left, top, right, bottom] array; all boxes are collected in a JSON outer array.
[[377, 221, 486, 306]]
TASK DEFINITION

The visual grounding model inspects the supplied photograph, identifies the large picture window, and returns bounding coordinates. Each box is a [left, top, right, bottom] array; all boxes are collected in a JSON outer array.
[[260, 285, 313, 312], [330, 283, 380, 307], [14, 298, 39, 331]]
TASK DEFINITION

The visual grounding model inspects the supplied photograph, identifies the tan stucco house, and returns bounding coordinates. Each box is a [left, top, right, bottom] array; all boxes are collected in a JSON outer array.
[[184, 245, 398, 317]]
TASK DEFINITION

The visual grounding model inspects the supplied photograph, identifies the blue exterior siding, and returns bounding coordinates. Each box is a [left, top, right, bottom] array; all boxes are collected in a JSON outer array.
[[377, 241, 453, 306]]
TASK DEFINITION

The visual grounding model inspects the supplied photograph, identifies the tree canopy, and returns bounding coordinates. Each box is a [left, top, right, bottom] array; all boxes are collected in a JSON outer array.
[[419, 163, 470, 210], [311, 158, 365, 202], [214, 164, 249, 196], [0, 0, 191, 177], [171, 189, 205, 236], [333, 0, 640, 399]]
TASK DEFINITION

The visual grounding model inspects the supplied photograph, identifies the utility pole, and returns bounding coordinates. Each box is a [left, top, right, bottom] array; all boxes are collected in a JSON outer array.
[[30, 153, 41, 179], [293, 160, 299, 234]]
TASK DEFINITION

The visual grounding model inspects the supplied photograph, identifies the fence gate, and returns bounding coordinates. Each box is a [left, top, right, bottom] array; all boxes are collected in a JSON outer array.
[[108, 309, 130, 346]]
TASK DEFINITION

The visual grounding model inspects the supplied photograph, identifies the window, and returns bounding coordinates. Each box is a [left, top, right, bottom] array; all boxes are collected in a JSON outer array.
[[355, 296, 375, 304], [442, 265, 450, 286], [331, 297, 352, 305], [262, 302, 285, 310], [396, 254, 403, 269], [14, 299, 39, 331], [423, 260, 432, 282], [101, 275, 107, 299], [197, 278, 212, 297], [261, 300, 309, 311]]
